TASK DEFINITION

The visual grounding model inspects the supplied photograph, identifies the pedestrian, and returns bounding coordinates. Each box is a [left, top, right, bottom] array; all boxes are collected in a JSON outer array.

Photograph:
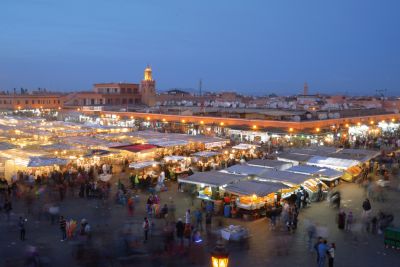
[[317, 239, 328, 267], [185, 209, 191, 225], [4, 198, 12, 221], [306, 221, 316, 251], [143, 217, 149, 242], [176, 218, 184, 245], [127, 197, 134, 216], [362, 198, 372, 218], [205, 211, 212, 234], [19, 216, 26, 241], [346, 211, 353, 231], [59, 215, 67, 241], [314, 237, 323, 263], [328, 243, 335, 267], [338, 210, 346, 230], [194, 208, 203, 231]]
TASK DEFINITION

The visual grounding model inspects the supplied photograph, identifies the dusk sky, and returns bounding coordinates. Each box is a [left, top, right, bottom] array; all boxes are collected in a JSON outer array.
[[1, 0, 399, 95]]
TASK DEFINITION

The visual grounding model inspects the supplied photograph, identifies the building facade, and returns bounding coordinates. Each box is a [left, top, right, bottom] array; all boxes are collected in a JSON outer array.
[[0, 92, 64, 110]]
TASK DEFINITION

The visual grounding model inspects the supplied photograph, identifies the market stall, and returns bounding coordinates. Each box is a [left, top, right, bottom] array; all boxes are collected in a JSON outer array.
[[286, 165, 343, 186], [225, 180, 289, 211], [162, 155, 191, 180], [191, 151, 223, 171], [178, 171, 246, 202]]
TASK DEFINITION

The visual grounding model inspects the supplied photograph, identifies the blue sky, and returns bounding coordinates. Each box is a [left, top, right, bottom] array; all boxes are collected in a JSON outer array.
[[0, 0, 399, 95]]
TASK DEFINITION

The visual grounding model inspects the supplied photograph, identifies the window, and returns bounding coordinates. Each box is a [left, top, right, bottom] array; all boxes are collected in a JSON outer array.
[[127, 88, 132, 93], [99, 99, 103, 105], [58, 100, 60, 104], [32, 100, 35, 104], [107, 88, 110, 93], [115, 99, 120, 104], [91, 99, 95, 105], [122, 99, 127, 104], [114, 88, 118, 93], [133, 88, 138, 93], [129, 98, 133, 104], [121, 88, 126, 93]]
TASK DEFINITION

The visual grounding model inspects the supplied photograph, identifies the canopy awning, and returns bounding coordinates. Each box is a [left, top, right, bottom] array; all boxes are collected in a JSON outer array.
[[148, 139, 188, 147], [178, 171, 245, 187], [28, 157, 69, 167], [221, 164, 271, 176], [41, 143, 76, 151], [163, 156, 188, 162], [113, 144, 158, 153], [306, 156, 359, 170], [256, 170, 310, 186], [232, 143, 259, 150], [191, 151, 221, 158], [129, 161, 160, 169], [277, 152, 313, 164], [0, 142, 18, 150], [247, 159, 292, 170], [225, 180, 289, 197]]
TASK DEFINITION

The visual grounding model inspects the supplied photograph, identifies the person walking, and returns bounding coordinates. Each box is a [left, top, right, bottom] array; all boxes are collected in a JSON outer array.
[[143, 217, 150, 242], [362, 198, 372, 218], [194, 208, 203, 231], [59, 215, 67, 241], [4, 198, 12, 221], [185, 209, 191, 225], [317, 239, 329, 267], [346, 211, 353, 231], [328, 243, 336, 267], [19, 216, 26, 241], [176, 218, 184, 245], [205, 211, 212, 234]]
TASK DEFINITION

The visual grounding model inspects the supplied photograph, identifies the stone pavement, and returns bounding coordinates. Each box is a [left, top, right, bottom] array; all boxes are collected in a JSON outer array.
[[1, 174, 400, 267]]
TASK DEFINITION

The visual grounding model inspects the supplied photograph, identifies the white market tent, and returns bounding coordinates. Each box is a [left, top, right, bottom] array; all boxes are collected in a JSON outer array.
[[0, 142, 18, 150], [330, 148, 380, 163], [232, 143, 259, 150], [256, 170, 311, 186], [129, 161, 160, 169], [148, 139, 188, 147], [306, 156, 359, 170], [163, 156, 188, 162], [178, 171, 246, 187], [286, 165, 343, 182], [192, 151, 221, 158], [28, 157, 69, 167], [247, 159, 292, 170], [221, 164, 271, 176], [277, 152, 313, 165], [225, 180, 289, 197]]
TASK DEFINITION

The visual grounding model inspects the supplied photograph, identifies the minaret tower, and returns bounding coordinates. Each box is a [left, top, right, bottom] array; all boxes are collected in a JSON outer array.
[[303, 82, 309, 95], [140, 65, 156, 106]]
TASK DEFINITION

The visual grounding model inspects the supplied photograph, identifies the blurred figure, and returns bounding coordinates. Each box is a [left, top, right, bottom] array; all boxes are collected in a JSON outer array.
[[19, 216, 26, 241]]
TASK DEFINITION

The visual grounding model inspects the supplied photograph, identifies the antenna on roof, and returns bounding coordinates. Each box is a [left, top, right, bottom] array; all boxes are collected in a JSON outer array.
[[199, 79, 202, 97]]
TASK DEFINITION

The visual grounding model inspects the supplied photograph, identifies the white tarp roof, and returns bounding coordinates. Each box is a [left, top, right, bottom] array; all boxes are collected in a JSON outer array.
[[221, 164, 271, 176], [287, 165, 342, 179], [306, 156, 359, 170], [277, 152, 313, 164], [0, 142, 18, 150], [191, 151, 221, 158], [257, 170, 310, 185], [232, 143, 259, 150], [129, 161, 160, 169], [247, 159, 292, 169], [28, 157, 69, 167], [178, 171, 245, 187], [163, 156, 188, 162]]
